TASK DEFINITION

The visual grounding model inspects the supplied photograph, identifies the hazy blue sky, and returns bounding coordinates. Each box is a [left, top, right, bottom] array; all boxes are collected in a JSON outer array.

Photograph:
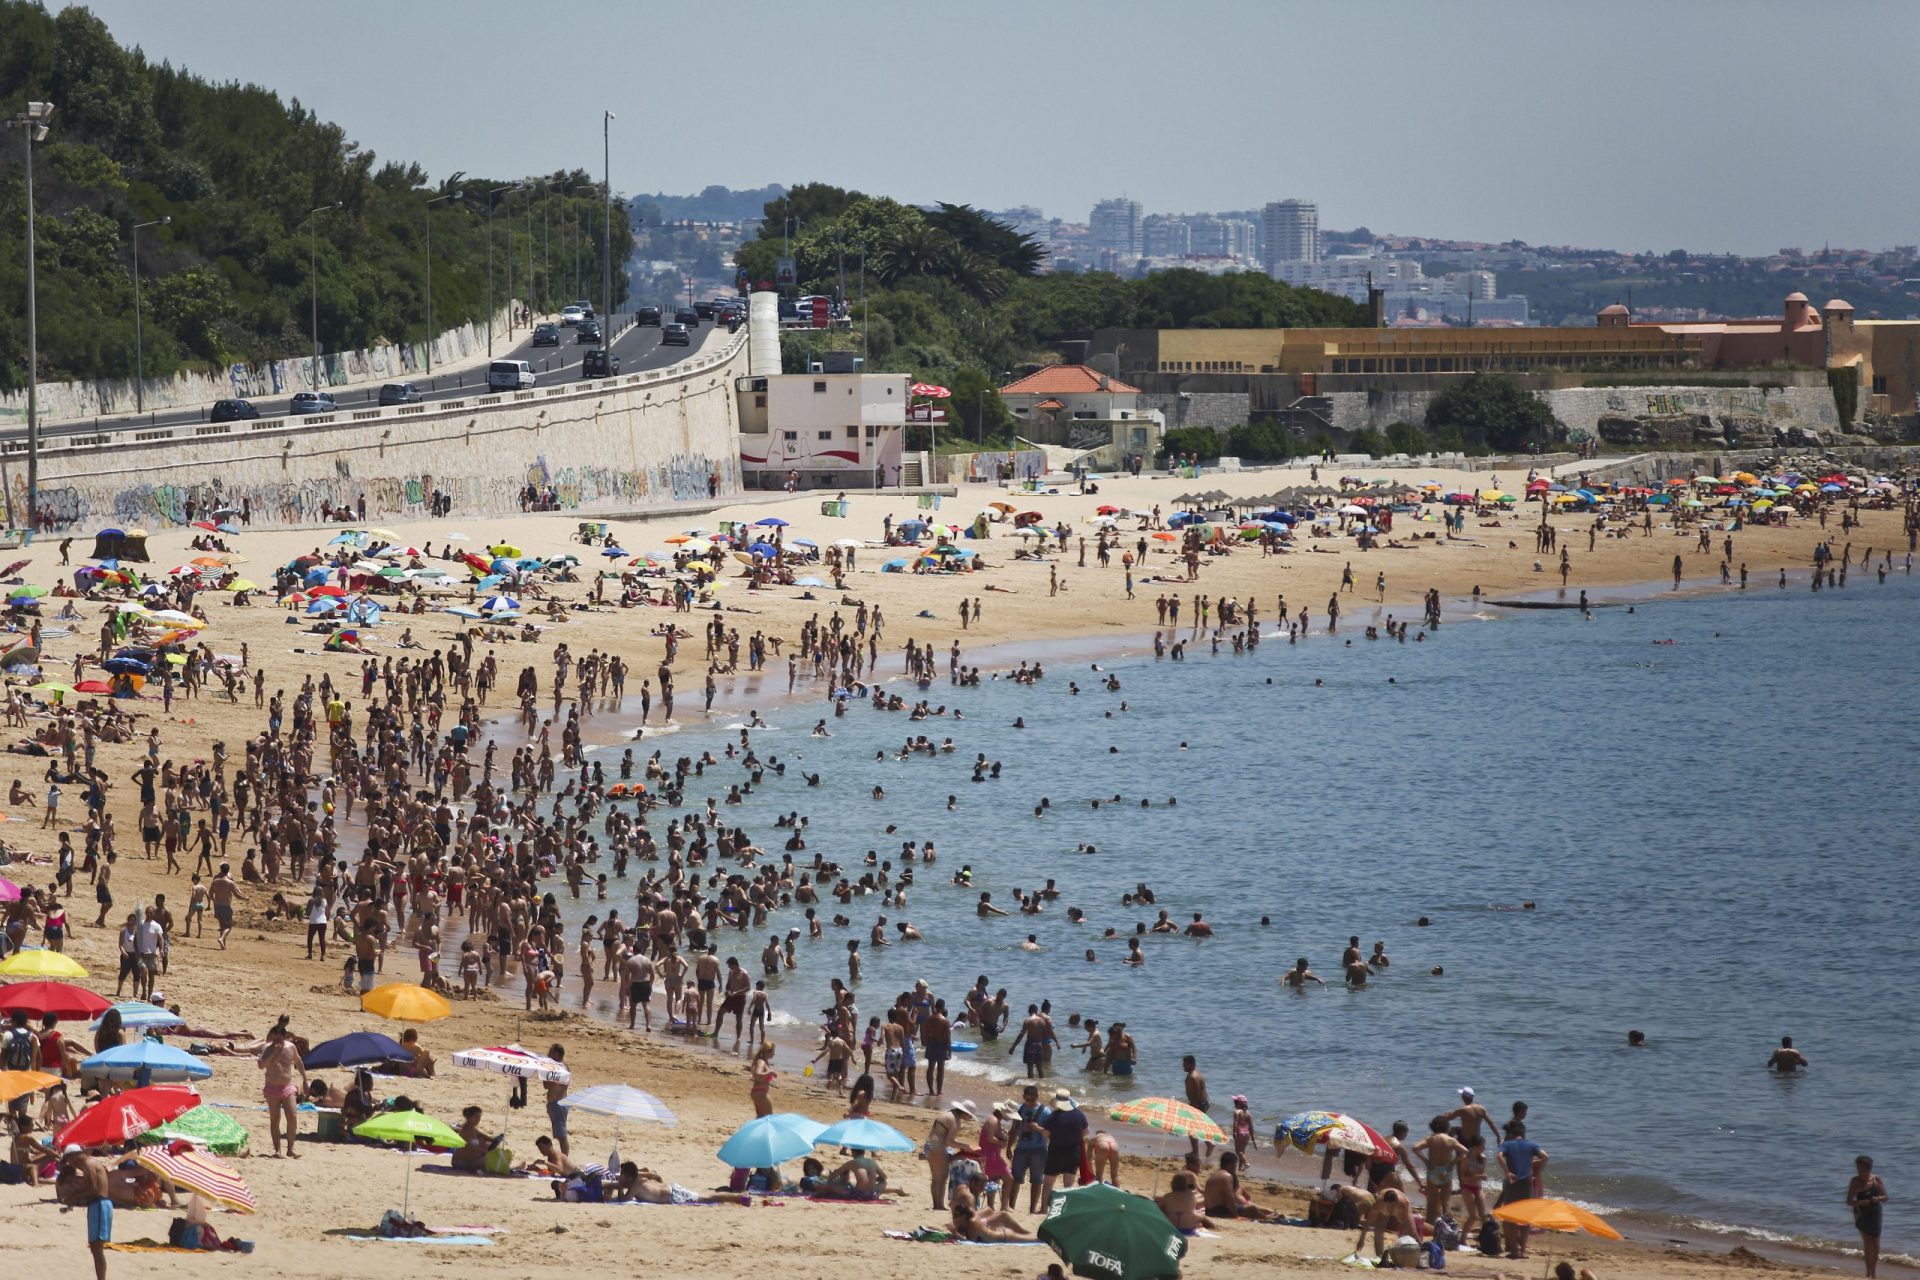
[[61, 0, 1920, 255]]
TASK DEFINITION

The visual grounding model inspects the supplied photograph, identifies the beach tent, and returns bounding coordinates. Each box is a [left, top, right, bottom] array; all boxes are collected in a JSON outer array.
[[91, 529, 150, 562]]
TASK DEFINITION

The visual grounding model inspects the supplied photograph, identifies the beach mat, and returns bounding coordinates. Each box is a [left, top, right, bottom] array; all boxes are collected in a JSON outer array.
[[358, 1234, 495, 1246]]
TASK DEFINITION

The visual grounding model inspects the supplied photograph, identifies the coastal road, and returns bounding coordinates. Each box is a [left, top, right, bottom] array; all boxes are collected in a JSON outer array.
[[12, 314, 730, 440]]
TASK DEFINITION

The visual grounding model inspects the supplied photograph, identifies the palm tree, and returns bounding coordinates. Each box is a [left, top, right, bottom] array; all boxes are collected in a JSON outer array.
[[876, 226, 959, 285]]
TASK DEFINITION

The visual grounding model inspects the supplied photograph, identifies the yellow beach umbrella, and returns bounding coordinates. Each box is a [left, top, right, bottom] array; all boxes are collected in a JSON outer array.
[[0, 1069, 60, 1103], [361, 982, 452, 1023], [1493, 1196, 1623, 1241], [0, 948, 88, 978]]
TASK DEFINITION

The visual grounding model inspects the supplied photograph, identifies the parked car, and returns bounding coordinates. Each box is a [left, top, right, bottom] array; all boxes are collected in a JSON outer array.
[[560, 305, 584, 326], [576, 320, 603, 344], [582, 347, 621, 378], [532, 322, 561, 346], [635, 305, 662, 326], [288, 391, 337, 414], [377, 381, 423, 406], [209, 398, 259, 423], [661, 323, 690, 347], [673, 307, 698, 327]]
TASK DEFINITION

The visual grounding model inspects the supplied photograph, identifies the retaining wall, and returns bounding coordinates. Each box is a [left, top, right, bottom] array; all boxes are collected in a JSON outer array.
[[1325, 383, 1841, 438], [1, 334, 748, 533], [0, 302, 524, 425]]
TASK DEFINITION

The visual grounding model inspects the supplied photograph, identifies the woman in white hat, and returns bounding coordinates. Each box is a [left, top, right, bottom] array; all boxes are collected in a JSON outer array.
[[921, 1099, 975, 1210]]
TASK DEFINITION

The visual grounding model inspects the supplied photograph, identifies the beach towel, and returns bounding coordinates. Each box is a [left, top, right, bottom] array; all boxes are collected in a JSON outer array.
[[364, 1234, 494, 1246], [884, 1228, 1043, 1245]]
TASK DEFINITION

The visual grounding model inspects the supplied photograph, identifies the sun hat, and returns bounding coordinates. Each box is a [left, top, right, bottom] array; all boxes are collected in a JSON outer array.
[[949, 1100, 976, 1119], [1459, 1087, 1475, 1098], [1052, 1089, 1077, 1111]]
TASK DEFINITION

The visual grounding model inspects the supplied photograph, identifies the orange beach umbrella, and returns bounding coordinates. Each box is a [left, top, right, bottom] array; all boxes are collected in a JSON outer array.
[[1493, 1196, 1623, 1240]]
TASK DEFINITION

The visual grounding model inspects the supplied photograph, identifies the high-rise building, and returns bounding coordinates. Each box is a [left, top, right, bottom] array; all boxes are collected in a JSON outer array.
[[1089, 198, 1144, 261], [1262, 199, 1319, 273], [1143, 214, 1192, 259], [1190, 216, 1257, 261]]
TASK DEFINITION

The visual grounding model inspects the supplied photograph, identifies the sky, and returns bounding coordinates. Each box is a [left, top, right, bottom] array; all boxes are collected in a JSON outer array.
[[59, 0, 1920, 256]]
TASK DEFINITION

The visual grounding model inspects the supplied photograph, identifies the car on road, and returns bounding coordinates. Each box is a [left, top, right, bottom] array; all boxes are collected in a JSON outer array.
[[289, 390, 338, 415], [532, 322, 561, 346], [661, 322, 690, 346], [582, 347, 621, 378], [635, 305, 662, 326], [576, 321, 603, 344], [560, 305, 585, 326], [693, 300, 716, 320], [209, 398, 259, 423], [488, 359, 536, 390], [378, 381, 424, 406], [673, 307, 699, 328]]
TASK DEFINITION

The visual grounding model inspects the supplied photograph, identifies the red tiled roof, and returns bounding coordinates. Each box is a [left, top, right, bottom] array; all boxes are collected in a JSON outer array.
[[999, 365, 1140, 396], [1033, 398, 1066, 410]]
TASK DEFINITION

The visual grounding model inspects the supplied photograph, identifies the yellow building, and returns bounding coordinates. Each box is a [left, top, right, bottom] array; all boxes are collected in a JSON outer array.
[[1152, 321, 1702, 378]]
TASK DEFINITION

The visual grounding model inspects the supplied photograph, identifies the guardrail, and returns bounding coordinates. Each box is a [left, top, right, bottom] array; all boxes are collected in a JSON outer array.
[[17, 331, 746, 461]]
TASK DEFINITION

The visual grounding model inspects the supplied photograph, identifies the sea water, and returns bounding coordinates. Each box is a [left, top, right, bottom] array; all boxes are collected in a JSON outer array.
[[582, 571, 1920, 1252]]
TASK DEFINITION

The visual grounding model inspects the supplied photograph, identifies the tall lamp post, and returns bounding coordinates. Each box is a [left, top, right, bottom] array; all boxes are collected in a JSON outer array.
[[422, 189, 462, 373], [303, 202, 342, 390], [485, 183, 518, 356], [131, 214, 171, 413], [6, 100, 53, 538], [603, 110, 616, 323]]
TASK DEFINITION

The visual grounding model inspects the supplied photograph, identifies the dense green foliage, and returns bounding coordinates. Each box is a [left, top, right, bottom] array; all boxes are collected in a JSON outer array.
[[0, 1, 629, 390], [1424, 373, 1561, 453], [1828, 366, 1858, 429], [731, 182, 1363, 443]]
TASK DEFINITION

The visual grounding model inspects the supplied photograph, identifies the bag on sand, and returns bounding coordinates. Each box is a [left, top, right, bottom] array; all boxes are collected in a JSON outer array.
[[1477, 1218, 1504, 1256]]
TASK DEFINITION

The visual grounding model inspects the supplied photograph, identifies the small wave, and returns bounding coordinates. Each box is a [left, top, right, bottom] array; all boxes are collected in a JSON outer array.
[[720, 721, 782, 732], [943, 1055, 1024, 1086], [1687, 1220, 1798, 1245], [764, 1008, 811, 1029]]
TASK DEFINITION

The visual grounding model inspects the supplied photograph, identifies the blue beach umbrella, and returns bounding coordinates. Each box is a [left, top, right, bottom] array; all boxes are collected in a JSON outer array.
[[602, 546, 629, 557], [716, 1113, 827, 1168], [812, 1117, 915, 1153], [446, 606, 483, 620], [881, 558, 909, 573], [302, 1031, 413, 1071], [90, 1001, 186, 1032], [81, 1041, 214, 1085], [305, 598, 340, 615], [748, 542, 780, 558], [480, 596, 522, 613], [752, 517, 789, 528]]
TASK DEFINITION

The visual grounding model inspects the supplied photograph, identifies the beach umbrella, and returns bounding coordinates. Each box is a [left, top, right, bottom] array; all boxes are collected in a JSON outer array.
[[1273, 1110, 1393, 1160], [791, 537, 818, 548], [664, 535, 692, 545], [812, 1116, 915, 1153], [880, 559, 908, 573], [1038, 1181, 1188, 1280], [328, 531, 367, 546], [488, 543, 522, 558], [1150, 531, 1176, 542], [716, 1112, 827, 1168], [57, 1084, 202, 1148], [479, 596, 522, 614], [0, 877, 19, 902], [832, 538, 862, 548], [1107, 1097, 1227, 1146], [445, 606, 482, 620], [752, 517, 789, 527], [361, 982, 452, 1023], [1493, 1196, 1623, 1241], [451, 1044, 571, 1082], [81, 1041, 213, 1085], [7, 584, 47, 599], [90, 1001, 185, 1031], [353, 1110, 465, 1219], [0, 645, 38, 669], [0, 1068, 60, 1104], [0, 979, 107, 1017], [303, 1031, 414, 1070], [748, 542, 780, 558], [305, 598, 341, 615], [134, 1143, 256, 1214], [0, 955, 94, 990], [135, 1102, 250, 1155], [28, 680, 74, 699], [226, 579, 258, 593], [560, 1083, 677, 1126]]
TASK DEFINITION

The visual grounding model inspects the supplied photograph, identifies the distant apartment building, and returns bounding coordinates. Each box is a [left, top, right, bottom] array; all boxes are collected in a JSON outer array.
[[1273, 258, 1423, 289], [1261, 199, 1319, 272], [1089, 198, 1144, 261], [1190, 215, 1257, 261], [989, 205, 1053, 244], [1142, 214, 1192, 259]]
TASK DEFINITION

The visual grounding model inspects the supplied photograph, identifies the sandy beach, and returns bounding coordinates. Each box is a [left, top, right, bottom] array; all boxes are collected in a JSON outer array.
[[0, 457, 1907, 1279]]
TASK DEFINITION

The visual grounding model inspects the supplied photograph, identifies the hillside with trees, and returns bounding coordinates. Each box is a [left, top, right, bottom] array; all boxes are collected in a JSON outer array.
[[0, 1, 629, 391]]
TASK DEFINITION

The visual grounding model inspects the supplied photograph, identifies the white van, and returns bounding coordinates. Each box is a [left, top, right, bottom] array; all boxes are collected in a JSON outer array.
[[488, 359, 535, 391]]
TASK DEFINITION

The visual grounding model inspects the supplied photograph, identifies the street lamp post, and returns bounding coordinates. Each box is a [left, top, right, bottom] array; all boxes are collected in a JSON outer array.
[[603, 110, 616, 324], [485, 183, 518, 356], [130, 214, 170, 414], [6, 102, 53, 537], [304, 202, 341, 391], [422, 190, 462, 374]]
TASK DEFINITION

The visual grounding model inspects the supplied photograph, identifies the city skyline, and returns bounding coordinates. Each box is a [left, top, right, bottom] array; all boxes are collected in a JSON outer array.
[[54, 0, 1920, 259]]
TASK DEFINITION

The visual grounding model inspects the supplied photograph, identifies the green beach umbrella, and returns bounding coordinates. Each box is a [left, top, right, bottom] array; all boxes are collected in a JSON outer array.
[[1038, 1182, 1188, 1280], [353, 1110, 463, 1218], [137, 1102, 249, 1154]]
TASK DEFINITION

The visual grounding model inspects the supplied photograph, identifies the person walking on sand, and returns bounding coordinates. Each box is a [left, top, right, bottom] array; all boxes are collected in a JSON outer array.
[[1848, 1155, 1887, 1278]]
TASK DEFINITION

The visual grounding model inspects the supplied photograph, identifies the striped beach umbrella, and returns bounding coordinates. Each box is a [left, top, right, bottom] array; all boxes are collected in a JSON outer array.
[[1106, 1097, 1227, 1145], [134, 1144, 257, 1214]]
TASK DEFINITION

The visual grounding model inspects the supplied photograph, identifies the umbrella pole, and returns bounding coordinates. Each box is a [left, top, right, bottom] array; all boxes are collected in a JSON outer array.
[[402, 1149, 413, 1221]]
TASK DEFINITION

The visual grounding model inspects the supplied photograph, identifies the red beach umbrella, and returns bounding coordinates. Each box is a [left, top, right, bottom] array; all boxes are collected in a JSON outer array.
[[0, 981, 112, 1020], [56, 1084, 201, 1148]]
